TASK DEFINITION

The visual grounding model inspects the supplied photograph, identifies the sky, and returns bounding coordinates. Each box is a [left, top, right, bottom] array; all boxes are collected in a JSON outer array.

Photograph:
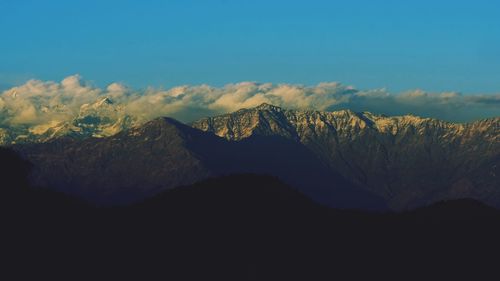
[[1, 0, 500, 94]]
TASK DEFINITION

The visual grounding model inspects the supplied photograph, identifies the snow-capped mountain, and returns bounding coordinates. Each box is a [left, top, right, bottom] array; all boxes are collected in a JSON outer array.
[[0, 97, 140, 145]]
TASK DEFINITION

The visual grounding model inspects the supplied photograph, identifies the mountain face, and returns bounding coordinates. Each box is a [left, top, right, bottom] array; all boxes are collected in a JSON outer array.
[[7, 103, 500, 209], [192, 103, 500, 209]]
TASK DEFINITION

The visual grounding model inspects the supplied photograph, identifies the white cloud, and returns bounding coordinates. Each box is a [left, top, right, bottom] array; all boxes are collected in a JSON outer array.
[[0, 75, 498, 129], [106, 82, 128, 93]]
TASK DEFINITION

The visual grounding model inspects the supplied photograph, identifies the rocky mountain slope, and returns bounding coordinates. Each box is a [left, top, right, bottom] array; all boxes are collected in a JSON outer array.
[[193, 103, 499, 209]]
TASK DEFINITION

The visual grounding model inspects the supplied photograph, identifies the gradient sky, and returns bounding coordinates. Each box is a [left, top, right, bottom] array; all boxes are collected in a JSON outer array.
[[1, 0, 499, 94]]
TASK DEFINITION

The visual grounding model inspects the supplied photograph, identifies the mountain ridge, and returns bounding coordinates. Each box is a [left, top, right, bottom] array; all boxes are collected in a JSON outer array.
[[5, 103, 499, 210], [193, 103, 499, 141], [1, 101, 497, 145]]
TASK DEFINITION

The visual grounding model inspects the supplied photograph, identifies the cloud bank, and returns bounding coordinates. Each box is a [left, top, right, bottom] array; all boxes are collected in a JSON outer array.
[[0, 75, 498, 128]]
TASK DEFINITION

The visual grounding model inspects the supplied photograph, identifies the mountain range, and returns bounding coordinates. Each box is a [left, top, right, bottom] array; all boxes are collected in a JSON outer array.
[[5, 102, 499, 210]]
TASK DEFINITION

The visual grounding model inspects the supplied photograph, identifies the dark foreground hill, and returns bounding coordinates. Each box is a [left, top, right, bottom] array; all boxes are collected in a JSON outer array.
[[2, 148, 500, 280]]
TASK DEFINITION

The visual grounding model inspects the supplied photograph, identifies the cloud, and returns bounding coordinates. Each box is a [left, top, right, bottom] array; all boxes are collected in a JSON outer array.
[[0, 75, 498, 129], [0, 75, 103, 126], [337, 89, 500, 122], [467, 95, 500, 105]]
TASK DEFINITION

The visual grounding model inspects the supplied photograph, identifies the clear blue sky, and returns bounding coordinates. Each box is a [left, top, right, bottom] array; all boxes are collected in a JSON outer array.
[[1, 0, 499, 93]]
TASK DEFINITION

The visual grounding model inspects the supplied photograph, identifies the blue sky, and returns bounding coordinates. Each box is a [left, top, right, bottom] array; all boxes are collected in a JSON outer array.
[[1, 0, 499, 93]]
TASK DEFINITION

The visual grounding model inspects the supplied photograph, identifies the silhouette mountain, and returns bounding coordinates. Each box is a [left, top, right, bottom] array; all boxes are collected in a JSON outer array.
[[3, 148, 500, 280]]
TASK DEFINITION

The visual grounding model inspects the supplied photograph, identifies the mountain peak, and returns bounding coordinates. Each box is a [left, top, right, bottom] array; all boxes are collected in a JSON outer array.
[[133, 116, 203, 138], [140, 117, 185, 130], [79, 97, 115, 112], [255, 103, 282, 111], [96, 97, 114, 106]]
